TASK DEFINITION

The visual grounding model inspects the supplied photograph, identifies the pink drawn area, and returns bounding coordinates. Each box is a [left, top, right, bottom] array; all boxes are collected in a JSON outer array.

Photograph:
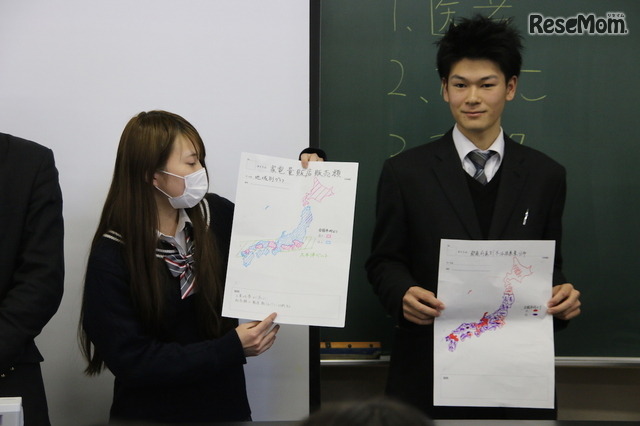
[[302, 177, 334, 206]]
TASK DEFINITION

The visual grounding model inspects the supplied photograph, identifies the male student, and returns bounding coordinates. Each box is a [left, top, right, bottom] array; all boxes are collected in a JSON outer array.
[[365, 15, 581, 420], [0, 133, 64, 425]]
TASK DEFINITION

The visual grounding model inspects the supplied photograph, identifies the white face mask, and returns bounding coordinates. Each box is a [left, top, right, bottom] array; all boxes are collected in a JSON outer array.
[[155, 168, 208, 209]]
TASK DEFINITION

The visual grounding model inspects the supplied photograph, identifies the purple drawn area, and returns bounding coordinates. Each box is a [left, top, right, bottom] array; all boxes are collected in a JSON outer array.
[[445, 257, 533, 351]]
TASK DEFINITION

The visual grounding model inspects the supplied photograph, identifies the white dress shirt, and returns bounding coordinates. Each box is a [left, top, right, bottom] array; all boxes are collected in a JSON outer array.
[[452, 124, 505, 183]]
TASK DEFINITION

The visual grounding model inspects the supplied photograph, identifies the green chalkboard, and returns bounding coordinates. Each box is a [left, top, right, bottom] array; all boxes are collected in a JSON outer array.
[[318, 0, 640, 357]]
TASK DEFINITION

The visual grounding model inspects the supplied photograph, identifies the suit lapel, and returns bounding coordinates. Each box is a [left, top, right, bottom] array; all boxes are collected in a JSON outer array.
[[489, 137, 528, 239], [432, 134, 484, 239]]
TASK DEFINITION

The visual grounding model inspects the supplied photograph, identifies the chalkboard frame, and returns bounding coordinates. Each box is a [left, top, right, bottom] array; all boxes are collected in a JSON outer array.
[[317, 0, 640, 359]]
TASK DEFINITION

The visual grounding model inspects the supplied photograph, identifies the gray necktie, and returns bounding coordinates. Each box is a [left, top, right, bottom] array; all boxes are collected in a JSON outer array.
[[467, 150, 496, 185]]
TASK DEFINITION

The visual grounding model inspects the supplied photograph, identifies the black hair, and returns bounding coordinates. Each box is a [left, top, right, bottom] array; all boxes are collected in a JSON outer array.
[[300, 397, 434, 426], [436, 15, 523, 81]]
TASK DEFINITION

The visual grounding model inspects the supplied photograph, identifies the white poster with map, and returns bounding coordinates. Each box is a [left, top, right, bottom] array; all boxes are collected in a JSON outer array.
[[222, 152, 358, 327], [433, 239, 555, 409]]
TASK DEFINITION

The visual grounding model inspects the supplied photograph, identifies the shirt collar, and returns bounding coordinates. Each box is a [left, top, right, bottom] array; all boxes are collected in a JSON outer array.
[[452, 124, 505, 163], [157, 209, 192, 253]]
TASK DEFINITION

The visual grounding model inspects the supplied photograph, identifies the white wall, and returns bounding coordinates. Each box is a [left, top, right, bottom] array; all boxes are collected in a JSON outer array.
[[0, 1, 310, 424]]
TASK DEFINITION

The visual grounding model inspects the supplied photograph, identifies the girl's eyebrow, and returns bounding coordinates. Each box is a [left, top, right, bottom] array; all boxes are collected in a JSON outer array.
[[183, 152, 199, 160]]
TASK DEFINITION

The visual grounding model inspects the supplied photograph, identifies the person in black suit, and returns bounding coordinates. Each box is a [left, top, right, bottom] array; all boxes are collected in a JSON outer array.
[[0, 133, 64, 425], [365, 15, 581, 420]]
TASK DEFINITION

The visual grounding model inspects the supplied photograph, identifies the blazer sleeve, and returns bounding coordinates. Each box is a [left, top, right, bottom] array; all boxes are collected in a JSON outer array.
[[0, 146, 64, 369], [82, 237, 247, 387], [365, 159, 418, 322], [543, 163, 570, 331], [545, 165, 568, 287]]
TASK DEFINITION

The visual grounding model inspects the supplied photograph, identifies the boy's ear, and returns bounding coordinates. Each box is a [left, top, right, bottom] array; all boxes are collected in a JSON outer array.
[[442, 78, 450, 102], [506, 75, 518, 101]]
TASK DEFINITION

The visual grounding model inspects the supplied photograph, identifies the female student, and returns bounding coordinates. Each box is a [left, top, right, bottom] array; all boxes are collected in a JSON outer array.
[[80, 110, 280, 423]]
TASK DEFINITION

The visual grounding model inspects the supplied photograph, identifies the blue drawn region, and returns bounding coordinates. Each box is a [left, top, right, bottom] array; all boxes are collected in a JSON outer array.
[[240, 206, 313, 267]]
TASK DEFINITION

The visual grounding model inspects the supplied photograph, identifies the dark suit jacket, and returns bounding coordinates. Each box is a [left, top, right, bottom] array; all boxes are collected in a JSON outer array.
[[0, 133, 64, 373], [366, 130, 567, 419]]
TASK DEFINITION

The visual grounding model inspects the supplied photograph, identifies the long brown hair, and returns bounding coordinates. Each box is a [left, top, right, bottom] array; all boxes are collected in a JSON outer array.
[[80, 110, 230, 375]]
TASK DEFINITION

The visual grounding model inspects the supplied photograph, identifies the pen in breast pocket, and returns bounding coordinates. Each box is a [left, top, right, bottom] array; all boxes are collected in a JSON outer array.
[[522, 208, 529, 225]]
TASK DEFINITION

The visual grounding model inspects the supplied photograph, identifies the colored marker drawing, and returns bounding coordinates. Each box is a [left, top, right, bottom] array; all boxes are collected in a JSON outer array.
[[303, 177, 334, 206], [240, 178, 334, 267], [445, 257, 533, 352]]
